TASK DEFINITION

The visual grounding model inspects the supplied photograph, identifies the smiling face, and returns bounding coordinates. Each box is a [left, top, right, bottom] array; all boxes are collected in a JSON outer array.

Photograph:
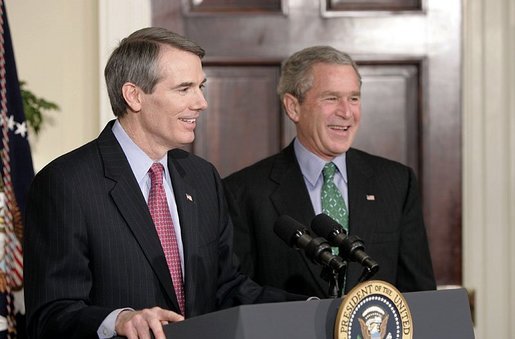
[[284, 63, 361, 161], [122, 45, 208, 159]]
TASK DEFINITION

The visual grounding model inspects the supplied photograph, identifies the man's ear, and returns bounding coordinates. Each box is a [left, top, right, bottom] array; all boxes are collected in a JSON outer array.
[[121, 82, 142, 112], [283, 93, 301, 123]]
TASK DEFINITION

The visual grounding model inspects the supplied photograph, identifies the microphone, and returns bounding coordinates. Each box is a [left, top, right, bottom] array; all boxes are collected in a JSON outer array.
[[311, 213, 379, 278], [273, 215, 346, 272]]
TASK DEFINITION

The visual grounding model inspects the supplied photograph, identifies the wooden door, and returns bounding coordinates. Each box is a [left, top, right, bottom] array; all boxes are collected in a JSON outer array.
[[152, 0, 462, 286]]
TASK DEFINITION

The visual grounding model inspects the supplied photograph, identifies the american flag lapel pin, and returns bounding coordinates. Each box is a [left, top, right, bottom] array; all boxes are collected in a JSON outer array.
[[366, 194, 375, 201], [186, 193, 193, 202]]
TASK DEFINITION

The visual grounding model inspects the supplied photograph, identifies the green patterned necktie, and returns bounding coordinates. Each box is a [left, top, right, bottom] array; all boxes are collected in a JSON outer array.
[[321, 162, 348, 292], [321, 162, 349, 233]]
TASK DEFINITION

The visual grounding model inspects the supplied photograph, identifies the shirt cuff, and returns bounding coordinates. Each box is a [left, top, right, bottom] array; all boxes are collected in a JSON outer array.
[[97, 308, 134, 338]]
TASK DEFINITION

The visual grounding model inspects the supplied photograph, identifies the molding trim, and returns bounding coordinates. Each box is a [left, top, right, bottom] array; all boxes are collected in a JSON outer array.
[[463, 0, 514, 337], [98, 0, 151, 129]]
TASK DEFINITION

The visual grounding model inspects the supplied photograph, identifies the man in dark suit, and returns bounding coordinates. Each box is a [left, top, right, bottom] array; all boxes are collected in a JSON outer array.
[[24, 27, 302, 339], [223, 46, 436, 298]]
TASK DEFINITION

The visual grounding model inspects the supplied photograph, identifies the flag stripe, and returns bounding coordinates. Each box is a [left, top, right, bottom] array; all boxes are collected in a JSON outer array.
[[0, 1, 35, 337]]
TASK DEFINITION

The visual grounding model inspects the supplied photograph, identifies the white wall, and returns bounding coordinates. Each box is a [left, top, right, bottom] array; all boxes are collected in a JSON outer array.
[[5, 0, 99, 172], [5, 0, 515, 337], [97, 0, 152, 129]]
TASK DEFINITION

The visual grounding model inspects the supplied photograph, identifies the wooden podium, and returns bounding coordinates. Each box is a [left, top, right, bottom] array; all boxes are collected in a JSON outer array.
[[162, 288, 474, 338]]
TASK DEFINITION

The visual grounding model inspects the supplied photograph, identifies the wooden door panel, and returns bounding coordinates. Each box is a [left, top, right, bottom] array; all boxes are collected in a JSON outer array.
[[326, 0, 421, 11], [195, 65, 281, 177], [153, 0, 461, 286], [356, 64, 420, 173], [188, 0, 283, 12]]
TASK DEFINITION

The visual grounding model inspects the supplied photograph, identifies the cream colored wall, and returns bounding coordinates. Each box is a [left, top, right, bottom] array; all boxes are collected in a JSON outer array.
[[98, 0, 152, 129], [5, 0, 99, 172], [463, 0, 515, 338], [5, 0, 515, 337]]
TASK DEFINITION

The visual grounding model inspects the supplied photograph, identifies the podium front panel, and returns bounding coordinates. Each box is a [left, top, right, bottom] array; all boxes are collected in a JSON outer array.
[[162, 288, 474, 339]]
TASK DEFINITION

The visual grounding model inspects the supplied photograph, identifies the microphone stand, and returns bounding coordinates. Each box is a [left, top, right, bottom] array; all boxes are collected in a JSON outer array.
[[321, 261, 347, 298]]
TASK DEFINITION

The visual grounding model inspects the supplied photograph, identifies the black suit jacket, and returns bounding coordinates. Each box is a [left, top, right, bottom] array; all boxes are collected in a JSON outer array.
[[24, 122, 300, 339], [223, 142, 436, 298]]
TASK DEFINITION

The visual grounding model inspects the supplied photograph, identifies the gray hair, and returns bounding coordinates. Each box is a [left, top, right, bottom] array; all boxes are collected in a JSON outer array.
[[277, 46, 361, 103], [105, 27, 205, 117]]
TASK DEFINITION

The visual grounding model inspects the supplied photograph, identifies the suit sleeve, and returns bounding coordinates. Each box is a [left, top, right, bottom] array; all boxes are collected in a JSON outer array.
[[213, 168, 305, 308], [24, 164, 111, 339], [222, 176, 257, 279], [396, 168, 437, 291]]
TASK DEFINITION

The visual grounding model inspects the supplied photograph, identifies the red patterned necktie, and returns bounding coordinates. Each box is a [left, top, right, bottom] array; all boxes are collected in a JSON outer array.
[[148, 162, 185, 315]]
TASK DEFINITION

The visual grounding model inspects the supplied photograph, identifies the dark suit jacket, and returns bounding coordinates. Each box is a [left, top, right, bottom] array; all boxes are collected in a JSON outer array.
[[24, 122, 300, 339], [223, 142, 436, 298]]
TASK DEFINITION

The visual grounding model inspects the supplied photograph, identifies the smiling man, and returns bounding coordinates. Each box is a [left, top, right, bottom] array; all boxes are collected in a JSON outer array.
[[24, 27, 303, 339], [223, 46, 436, 298]]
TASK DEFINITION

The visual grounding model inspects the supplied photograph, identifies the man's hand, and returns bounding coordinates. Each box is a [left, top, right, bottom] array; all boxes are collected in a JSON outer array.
[[115, 307, 184, 339]]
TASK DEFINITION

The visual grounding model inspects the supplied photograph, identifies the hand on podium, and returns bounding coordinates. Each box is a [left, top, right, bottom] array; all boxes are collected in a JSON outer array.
[[115, 307, 184, 339]]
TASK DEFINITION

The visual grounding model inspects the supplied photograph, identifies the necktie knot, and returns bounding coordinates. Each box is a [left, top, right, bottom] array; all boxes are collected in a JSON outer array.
[[149, 163, 164, 186], [323, 162, 337, 181]]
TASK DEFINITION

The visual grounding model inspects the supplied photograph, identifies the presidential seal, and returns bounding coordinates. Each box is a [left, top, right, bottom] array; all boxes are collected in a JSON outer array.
[[334, 280, 413, 339]]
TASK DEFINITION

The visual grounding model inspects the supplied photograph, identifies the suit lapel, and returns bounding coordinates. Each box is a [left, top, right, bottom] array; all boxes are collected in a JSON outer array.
[[269, 147, 315, 225], [269, 144, 328, 295], [98, 122, 179, 310], [167, 150, 198, 316]]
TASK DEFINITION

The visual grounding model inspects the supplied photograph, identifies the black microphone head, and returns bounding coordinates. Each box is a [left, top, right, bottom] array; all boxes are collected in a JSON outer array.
[[311, 213, 346, 239], [274, 215, 308, 247]]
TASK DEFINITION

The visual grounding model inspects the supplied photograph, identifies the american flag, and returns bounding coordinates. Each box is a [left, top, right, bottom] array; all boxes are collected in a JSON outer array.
[[0, 1, 34, 338]]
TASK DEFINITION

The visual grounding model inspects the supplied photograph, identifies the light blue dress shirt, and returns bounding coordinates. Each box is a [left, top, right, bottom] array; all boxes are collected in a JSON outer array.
[[293, 138, 349, 215]]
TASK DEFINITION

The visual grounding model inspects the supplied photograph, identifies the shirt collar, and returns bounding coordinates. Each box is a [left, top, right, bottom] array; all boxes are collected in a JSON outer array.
[[293, 138, 348, 186], [112, 119, 167, 184]]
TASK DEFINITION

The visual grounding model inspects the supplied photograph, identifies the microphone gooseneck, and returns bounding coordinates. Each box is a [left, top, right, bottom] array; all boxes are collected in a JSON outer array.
[[311, 213, 379, 281]]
